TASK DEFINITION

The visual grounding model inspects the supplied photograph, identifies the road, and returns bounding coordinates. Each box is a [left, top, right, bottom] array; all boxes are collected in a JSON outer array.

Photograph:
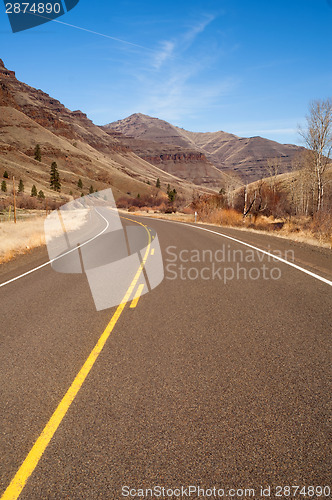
[[0, 213, 331, 499]]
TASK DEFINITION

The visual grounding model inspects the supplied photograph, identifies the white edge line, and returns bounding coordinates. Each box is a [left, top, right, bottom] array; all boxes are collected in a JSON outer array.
[[0, 208, 110, 289], [2, 212, 331, 289], [136, 216, 332, 287]]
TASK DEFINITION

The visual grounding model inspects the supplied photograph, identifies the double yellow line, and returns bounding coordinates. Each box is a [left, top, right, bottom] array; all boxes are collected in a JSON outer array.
[[1, 218, 151, 500]]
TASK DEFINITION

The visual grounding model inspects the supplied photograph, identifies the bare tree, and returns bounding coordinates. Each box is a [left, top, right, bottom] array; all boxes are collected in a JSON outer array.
[[265, 157, 281, 193], [299, 98, 332, 211], [291, 151, 315, 215], [222, 172, 243, 208]]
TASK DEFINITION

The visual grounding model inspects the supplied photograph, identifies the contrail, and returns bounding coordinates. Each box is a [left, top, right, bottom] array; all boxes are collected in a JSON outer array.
[[49, 18, 153, 51], [27, 11, 154, 52]]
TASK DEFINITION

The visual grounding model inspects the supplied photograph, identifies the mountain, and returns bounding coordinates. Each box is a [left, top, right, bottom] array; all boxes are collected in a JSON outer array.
[[0, 58, 303, 202], [0, 60, 201, 201], [177, 129, 303, 182], [105, 113, 303, 184], [102, 114, 227, 189]]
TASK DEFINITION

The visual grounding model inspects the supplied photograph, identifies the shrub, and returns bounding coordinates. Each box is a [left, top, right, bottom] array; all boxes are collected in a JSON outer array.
[[16, 194, 38, 209], [311, 211, 332, 241], [182, 207, 194, 215], [220, 209, 243, 226]]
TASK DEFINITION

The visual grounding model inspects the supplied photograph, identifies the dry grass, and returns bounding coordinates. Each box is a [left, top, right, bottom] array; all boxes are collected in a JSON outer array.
[[127, 209, 195, 223], [131, 209, 332, 249], [0, 217, 46, 263], [0, 209, 89, 264]]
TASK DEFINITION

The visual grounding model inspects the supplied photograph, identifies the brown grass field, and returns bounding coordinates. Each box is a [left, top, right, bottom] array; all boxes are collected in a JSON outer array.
[[0, 217, 46, 263], [0, 209, 88, 264]]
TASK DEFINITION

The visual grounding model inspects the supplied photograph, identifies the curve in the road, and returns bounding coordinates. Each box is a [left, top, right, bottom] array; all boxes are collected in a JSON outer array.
[[0, 215, 151, 500], [142, 217, 332, 287], [0, 208, 111, 289]]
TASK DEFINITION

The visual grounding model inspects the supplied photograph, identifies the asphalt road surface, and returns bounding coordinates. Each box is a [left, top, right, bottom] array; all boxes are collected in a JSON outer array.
[[0, 212, 331, 500]]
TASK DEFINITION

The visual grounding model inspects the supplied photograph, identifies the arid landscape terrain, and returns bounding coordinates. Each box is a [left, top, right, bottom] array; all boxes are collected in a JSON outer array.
[[1, 57, 305, 202], [0, 59, 202, 203], [1, 2, 332, 498], [0, 58, 331, 257], [105, 113, 304, 184]]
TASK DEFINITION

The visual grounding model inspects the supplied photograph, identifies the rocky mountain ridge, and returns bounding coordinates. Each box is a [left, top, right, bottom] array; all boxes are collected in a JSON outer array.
[[105, 113, 304, 184]]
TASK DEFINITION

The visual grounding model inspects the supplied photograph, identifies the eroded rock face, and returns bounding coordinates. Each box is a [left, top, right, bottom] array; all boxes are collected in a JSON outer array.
[[105, 113, 304, 184], [102, 117, 226, 188], [138, 152, 224, 186], [143, 152, 206, 163], [0, 60, 127, 152], [0, 59, 16, 78]]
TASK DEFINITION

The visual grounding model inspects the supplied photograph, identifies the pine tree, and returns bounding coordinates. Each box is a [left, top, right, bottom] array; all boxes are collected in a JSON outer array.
[[34, 144, 41, 162], [77, 178, 83, 189], [156, 178, 161, 189], [167, 183, 171, 194], [31, 185, 37, 197], [38, 190, 45, 199], [18, 179, 24, 193], [50, 162, 61, 191], [3, 170, 9, 179], [89, 185, 94, 194], [1, 180, 7, 192], [168, 188, 176, 203]]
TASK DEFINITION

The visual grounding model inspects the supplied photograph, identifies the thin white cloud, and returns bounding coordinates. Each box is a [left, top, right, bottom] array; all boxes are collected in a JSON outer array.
[[152, 40, 176, 70], [135, 70, 238, 122], [182, 14, 216, 46], [92, 11, 235, 125], [150, 14, 216, 70]]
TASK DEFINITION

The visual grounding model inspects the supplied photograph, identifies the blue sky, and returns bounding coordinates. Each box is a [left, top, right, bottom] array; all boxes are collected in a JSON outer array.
[[1, 0, 332, 145]]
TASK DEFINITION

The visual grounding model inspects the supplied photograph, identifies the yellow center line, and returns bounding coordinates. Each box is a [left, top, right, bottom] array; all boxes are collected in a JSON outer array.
[[130, 284, 145, 308], [151, 248, 155, 255], [1, 217, 151, 500]]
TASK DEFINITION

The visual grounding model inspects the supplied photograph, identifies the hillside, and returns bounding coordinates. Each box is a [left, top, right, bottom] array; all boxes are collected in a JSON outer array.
[[102, 115, 227, 189], [0, 58, 305, 202], [105, 113, 304, 184], [0, 60, 201, 202]]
